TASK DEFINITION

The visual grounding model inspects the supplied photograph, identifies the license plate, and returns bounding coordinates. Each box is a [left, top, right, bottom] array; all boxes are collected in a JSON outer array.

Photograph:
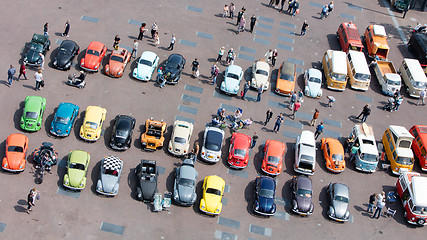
[[28, 124, 33, 126], [87, 134, 91, 137], [208, 155, 213, 159]]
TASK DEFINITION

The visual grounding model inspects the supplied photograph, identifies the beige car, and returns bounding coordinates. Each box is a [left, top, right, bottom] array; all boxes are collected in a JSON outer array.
[[251, 59, 270, 90], [168, 120, 194, 156]]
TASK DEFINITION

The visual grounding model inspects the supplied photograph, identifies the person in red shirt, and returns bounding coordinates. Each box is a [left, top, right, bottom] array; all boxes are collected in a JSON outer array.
[[292, 100, 301, 119], [18, 63, 27, 80]]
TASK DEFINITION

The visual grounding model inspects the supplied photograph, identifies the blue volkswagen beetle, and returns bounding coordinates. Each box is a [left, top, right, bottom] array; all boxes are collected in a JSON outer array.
[[253, 176, 276, 215], [132, 51, 159, 81], [50, 102, 79, 137]]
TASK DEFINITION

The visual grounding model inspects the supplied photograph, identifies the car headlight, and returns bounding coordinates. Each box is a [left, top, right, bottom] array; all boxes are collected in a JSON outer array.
[[66, 62, 71, 67], [3, 163, 7, 167], [293, 199, 298, 209], [118, 71, 122, 75], [24, 57, 27, 62], [97, 185, 102, 191], [37, 123, 40, 126], [133, 70, 137, 76], [174, 190, 179, 199], [234, 86, 239, 92], [254, 201, 259, 210], [94, 65, 98, 69], [215, 209, 220, 213], [53, 60, 57, 66], [79, 182, 84, 187], [19, 164, 24, 169]]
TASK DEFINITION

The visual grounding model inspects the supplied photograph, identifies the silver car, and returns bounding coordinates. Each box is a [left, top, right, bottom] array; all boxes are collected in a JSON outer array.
[[327, 182, 350, 222], [96, 156, 123, 196], [173, 158, 198, 206]]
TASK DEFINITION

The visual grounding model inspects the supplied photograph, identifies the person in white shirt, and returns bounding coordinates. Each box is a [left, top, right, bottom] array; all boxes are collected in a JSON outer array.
[[34, 70, 43, 90]]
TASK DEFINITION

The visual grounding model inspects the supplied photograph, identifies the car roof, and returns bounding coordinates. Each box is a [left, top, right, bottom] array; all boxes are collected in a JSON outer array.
[[85, 106, 106, 121], [299, 131, 315, 146], [296, 175, 312, 190], [260, 176, 276, 190], [266, 140, 285, 156], [57, 102, 78, 116], [307, 68, 322, 79], [102, 156, 123, 171], [7, 133, 27, 145], [329, 50, 347, 74], [206, 175, 225, 189], [333, 183, 349, 197], [372, 25, 387, 37], [389, 125, 414, 139], [227, 64, 243, 74], [168, 54, 184, 62], [232, 133, 251, 148], [347, 51, 370, 74], [281, 61, 296, 75], [324, 138, 344, 153], [412, 176, 427, 206], [402, 59, 427, 82], [60, 40, 76, 49], [256, 60, 270, 70], [25, 96, 45, 111], [88, 41, 105, 51]]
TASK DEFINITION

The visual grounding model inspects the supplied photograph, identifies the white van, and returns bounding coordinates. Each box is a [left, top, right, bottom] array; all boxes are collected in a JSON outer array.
[[347, 50, 371, 91], [399, 58, 427, 98]]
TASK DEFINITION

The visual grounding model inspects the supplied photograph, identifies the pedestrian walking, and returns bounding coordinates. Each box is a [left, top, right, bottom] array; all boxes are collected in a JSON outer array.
[[229, 52, 236, 65], [137, 23, 147, 40], [279, 0, 286, 12], [417, 89, 426, 105], [210, 63, 217, 78], [212, 65, 219, 85], [349, 142, 359, 162], [274, 0, 280, 9], [269, 0, 275, 7], [273, 114, 284, 133], [226, 48, 234, 65], [403, 5, 409, 19], [372, 192, 386, 219], [237, 16, 246, 33], [265, 109, 273, 126], [39, 53, 45, 70], [367, 193, 376, 213], [356, 104, 371, 123], [26, 188, 39, 214], [289, 91, 297, 110], [320, 5, 329, 19], [62, 20, 70, 37], [223, 4, 229, 17], [257, 85, 264, 102], [311, 108, 319, 126], [314, 122, 324, 140], [217, 46, 225, 62], [291, 0, 299, 17], [34, 70, 43, 91], [327, 95, 335, 107], [131, 40, 138, 58], [154, 31, 160, 46], [298, 89, 304, 102], [394, 96, 403, 111], [242, 82, 250, 100], [327, 1, 334, 16], [43, 23, 49, 36], [271, 49, 278, 67], [18, 63, 27, 80], [251, 132, 258, 149], [167, 34, 176, 50], [287, 0, 295, 13], [237, 9, 244, 26], [151, 23, 158, 39], [250, 15, 257, 33], [229, 3, 235, 19], [292, 100, 301, 119], [265, 49, 273, 65], [192, 58, 199, 77], [301, 20, 309, 36], [7, 65, 16, 86], [157, 67, 164, 88], [113, 35, 121, 50]]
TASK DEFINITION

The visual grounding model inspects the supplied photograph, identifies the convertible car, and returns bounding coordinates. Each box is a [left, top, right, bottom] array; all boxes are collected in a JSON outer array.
[[96, 156, 123, 196], [20, 96, 46, 132], [141, 118, 167, 151], [63, 150, 91, 190], [105, 47, 131, 78], [2, 133, 29, 172], [136, 160, 158, 202], [80, 41, 107, 72], [50, 102, 79, 137], [132, 51, 159, 81], [23, 33, 50, 67], [52, 40, 80, 70]]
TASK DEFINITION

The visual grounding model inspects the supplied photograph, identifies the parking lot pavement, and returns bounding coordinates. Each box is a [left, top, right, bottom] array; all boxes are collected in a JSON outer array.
[[1, 0, 427, 239]]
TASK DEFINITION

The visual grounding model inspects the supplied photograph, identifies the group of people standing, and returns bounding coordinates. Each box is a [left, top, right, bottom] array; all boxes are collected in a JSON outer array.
[[222, 3, 258, 34], [367, 191, 387, 219]]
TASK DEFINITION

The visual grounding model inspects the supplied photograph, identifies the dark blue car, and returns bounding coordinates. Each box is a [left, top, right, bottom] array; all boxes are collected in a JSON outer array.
[[50, 102, 79, 137], [253, 176, 276, 215]]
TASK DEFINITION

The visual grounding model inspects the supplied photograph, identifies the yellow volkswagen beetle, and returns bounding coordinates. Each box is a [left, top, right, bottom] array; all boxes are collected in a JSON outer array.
[[199, 175, 225, 215], [79, 106, 106, 141]]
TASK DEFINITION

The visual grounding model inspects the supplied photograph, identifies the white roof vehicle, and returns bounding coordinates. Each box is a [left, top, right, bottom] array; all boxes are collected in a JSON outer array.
[[294, 131, 316, 175]]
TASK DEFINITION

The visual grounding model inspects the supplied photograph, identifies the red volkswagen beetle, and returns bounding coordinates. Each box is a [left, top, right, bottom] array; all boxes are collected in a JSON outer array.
[[80, 41, 107, 72], [228, 133, 251, 168], [261, 140, 286, 175]]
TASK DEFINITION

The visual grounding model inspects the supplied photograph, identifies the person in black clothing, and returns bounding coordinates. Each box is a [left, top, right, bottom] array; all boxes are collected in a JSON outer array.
[[251, 132, 258, 149], [237, 10, 244, 26], [265, 109, 273, 126], [367, 193, 376, 213], [301, 20, 309, 36], [62, 20, 70, 37], [250, 15, 257, 33], [191, 59, 199, 77], [113, 35, 121, 50], [356, 104, 371, 123], [26, 188, 38, 214], [279, 0, 286, 12], [43, 23, 49, 36], [138, 23, 147, 40]]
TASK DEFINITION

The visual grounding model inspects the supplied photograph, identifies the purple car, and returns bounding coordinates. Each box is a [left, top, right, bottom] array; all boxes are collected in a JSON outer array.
[[291, 175, 314, 216]]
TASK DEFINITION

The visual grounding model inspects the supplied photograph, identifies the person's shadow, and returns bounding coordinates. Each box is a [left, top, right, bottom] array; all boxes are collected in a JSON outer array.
[[14, 199, 28, 213]]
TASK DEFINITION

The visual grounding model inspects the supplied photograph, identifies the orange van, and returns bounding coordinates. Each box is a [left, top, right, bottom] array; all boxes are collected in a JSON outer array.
[[337, 22, 363, 53], [409, 125, 427, 171], [364, 25, 389, 60]]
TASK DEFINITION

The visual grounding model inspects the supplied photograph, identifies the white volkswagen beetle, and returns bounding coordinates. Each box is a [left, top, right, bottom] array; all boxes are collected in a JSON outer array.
[[168, 120, 194, 156], [133, 51, 159, 81], [251, 59, 270, 90], [221, 65, 243, 95], [304, 68, 323, 98]]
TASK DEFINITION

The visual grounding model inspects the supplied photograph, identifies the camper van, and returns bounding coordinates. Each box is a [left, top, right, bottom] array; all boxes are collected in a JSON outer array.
[[348, 123, 379, 172], [382, 125, 415, 175], [346, 50, 371, 91], [399, 58, 427, 98], [322, 50, 348, 91]]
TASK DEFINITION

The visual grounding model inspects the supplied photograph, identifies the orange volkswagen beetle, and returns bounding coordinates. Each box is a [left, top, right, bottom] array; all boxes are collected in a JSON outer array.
[[105, 47, 131, 78], [80, 41, 107, 72], [321, 138, 345, 173], [261, 140, 286, 175], [2, 133, 29, 172]]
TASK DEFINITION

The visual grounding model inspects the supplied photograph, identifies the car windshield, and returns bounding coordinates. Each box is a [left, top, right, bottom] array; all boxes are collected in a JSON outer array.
[[227, 73, 240, 80], [59, 47, 71, 54], [111, 55, 124, 63], [334, 195, 349, 203], [268, 156, 280, 164], [300, 154, 314, 162], [297, 188, 312, 198], [115, 130, 128, 138], [174, 137, 187, 144], [205, 131, 222, 151], [331, 74, 346, 82], [387, 79, 401, 86], [168, 63, 179, 69], [396, 156, 414, 165], [69, 162, 85, 170], [87, 49, 100, 56], [399, 140, 411, 148], [309, 77, 321, 83], [25, 111, 38, 119], [413, 206, 427, 215], [354, 73, 370, 81], [206, 188, 221, 196], [360, 153, 378, 162], [178, 178, 195, 187], [332, 154, 343, 161], [104, 168, 119, 176], [234, 149, 246, 158], [86, 121, 98, 129], [256, 69, 269, 76], [139, 59, 153, 66], [55, 116, 69, 124], [29, 44, 43, 51], [414, 81, 427, 89], [8, 146, 24, 152], [280, 73, 293, 81], [259, 189, 274, 198]]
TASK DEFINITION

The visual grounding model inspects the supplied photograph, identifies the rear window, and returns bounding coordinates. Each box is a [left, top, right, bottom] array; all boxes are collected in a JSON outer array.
[[25, 112, 38, 119], [227, 73, 240, 80], [256, 69, 269, 76], [87, 49, 100, 56], [139, 59, 153, 66], [8, 146, 24, 152], [206, 188, 221, 196], [268, 156, 280, 164], [174, 137, 186, 144], [111, 55, 124, 63]]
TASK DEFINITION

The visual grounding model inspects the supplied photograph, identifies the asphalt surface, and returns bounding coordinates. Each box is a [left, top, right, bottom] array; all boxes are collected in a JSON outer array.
[[1, 0, 427, 239]]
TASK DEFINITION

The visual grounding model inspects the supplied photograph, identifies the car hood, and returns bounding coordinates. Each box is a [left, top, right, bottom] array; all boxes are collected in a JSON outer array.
[[26, 50, 41, 63], [5, 152, 25, 169], [140, 180, 157, 200], [177, 184, 195, 203], [136, 64, 153, 78], [306, 82, 321, 97], [108, 62, 123, 75], [113, 136, 127, 146], [83, 54, 100, 68], [332, 200, 348, 218], [55, 52, 72, 67], [259, 196, 275, 213], [68, 169, 85, 187], [223, 79, 240, 92], [295, 195, 312, 212], [205, 194, 221, 212], [100, 174, 119, 193]]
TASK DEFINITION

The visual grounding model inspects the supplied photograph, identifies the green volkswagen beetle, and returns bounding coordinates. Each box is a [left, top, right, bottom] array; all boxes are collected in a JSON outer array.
[[20, 96, 46, 132], [63, 150, 90, 190]]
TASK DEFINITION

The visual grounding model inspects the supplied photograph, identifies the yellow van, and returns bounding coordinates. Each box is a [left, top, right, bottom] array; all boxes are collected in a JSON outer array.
[[347, 50, 371, 91], [322, 50, 348, 91], [382, 125, 415, 175], [399, 58, 427, 98]]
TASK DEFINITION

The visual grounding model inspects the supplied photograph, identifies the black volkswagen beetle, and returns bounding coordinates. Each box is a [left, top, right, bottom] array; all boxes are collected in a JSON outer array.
[[163, 54, 186, 84], [253, 176, 276, 216], [109, 115, 136, 151], [135, 160, 158, 202], [291, 175, 314, 216], [52, 40, 80, 70]]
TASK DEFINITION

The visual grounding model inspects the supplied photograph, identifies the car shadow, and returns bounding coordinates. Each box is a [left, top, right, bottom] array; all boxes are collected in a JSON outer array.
[[326, 34, 341, 50], [284, 142, 295, 175], [127, 167, 139, 201], [315, 141, 327, 172], [56, 155, 68, 189], [73, 110, 85, 142], [192, 180, 214, 218], [44, 106, 58, 137], [252, 143, 264, 174], [90, 160, 101, 195], [103, 118, 115, 150], [0, 140, 6, 167], [282, 178, 293, 214], [221, 136, 232, 168], [14, 101, 25, 132], [127, 58, 139, 80], [161, 125, 174, 156], [166, 167, 175, 193], [48, 47, 59, 69], [74, 49, 87, 72]]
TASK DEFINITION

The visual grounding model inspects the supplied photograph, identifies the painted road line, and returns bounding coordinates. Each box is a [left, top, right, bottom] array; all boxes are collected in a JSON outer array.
[[277, 43, 293, 52], [284, 120, 303, 130], [340, 13, 355, 21], [182, 94, 201, 104], [0, 222, 6, 232], [157, 166, 165, 175], [214, 230, 237, 240], [56, 187, 80, 199], [283, 130, 299, 139], [56, 39, 63, 45], [257, 22, 273, 30], [349, 214, 354, 223], [227, 168, 249, 178], [296, 112, 312, 121], [255, 30, 272, 38], [214, 91, 232, 101], [323, 118, 342, 128], [239, 46, 256, 54], [220, 103, 238, 113], [222, 197, 228, 206], [186, 6, 202, 12], [175, 115, 195, 124], [278, 35, 295, 44], [238, 53, 255, 62], [323, 129, 342, 138], [258, 16, 274, 23], [274, 211, 290, 221], [309, 1, 323, 8], [287, 58, 304, 66], [224, 184, 231, 193], [249, 224, 272, 237], [382, 0, 407, 44], [81, 16, 99, 23], [218, 217, 240, 230], [280, 21, 296, 29], [268, 100, 288, 109], [178, 105, 198, 115], [196, 32, 213, 40], [179, 39, 197, 47], [100, 222, 125, 235], [184, 84, 203, 94], [275, 197, 291, 207], [254, 37, 271, 46], [128, 19, 143, 26], [296, 67, 303, 74], [279, 28, 295, 35], [356, 94, 373, 103], [347, 3, 363, 11]]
